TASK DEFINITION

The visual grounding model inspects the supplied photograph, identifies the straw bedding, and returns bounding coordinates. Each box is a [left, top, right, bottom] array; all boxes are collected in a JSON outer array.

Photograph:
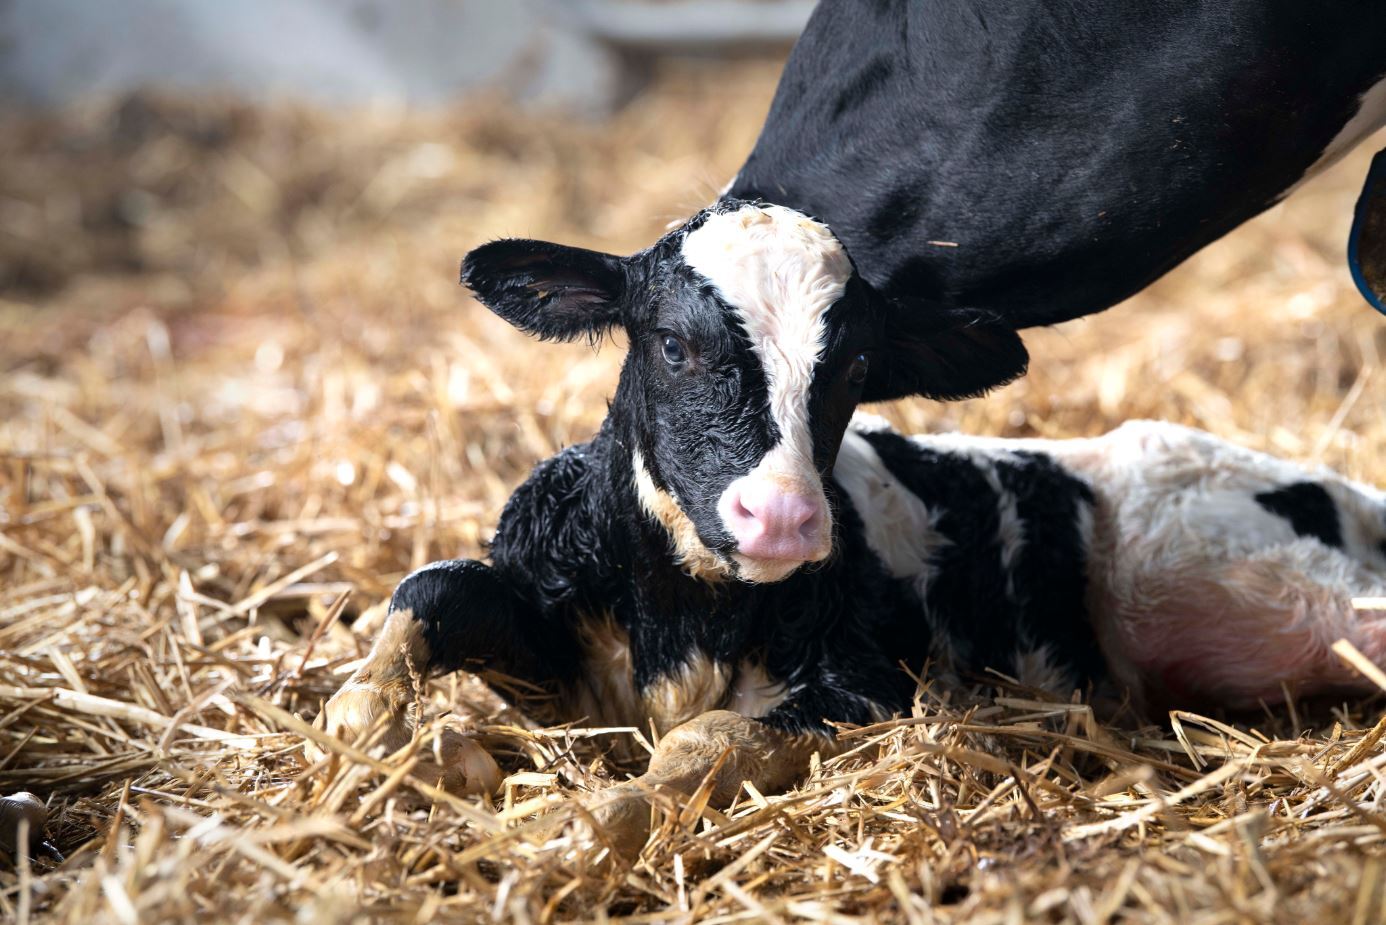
[[3, 62, 1386, 923]]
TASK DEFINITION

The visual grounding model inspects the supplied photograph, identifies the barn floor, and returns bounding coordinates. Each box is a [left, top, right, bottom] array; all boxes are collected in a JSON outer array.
[[4, 64, 1386, 923]]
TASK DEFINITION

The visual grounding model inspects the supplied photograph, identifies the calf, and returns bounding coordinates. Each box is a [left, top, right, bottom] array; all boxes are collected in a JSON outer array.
[[313, 203, 1386, 855]]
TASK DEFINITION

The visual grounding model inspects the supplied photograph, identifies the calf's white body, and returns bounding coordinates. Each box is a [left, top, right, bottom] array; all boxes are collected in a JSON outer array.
[[843, 417, 1386, 712]]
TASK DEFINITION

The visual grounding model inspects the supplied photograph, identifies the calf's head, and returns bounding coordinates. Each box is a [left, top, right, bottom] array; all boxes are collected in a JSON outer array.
[[463, 200, 1027, 582]]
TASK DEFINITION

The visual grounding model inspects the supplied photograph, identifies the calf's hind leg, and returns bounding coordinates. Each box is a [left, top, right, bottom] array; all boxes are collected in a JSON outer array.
[[1099, 545, 1386, 712], [310, 559, 573, 793]]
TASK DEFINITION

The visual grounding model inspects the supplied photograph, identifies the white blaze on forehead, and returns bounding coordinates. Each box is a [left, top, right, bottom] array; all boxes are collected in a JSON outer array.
[[682, 204, 852, 483]]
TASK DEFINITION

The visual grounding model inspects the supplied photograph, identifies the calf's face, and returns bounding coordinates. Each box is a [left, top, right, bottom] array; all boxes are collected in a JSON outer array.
[[463, 200, 1027, 582]]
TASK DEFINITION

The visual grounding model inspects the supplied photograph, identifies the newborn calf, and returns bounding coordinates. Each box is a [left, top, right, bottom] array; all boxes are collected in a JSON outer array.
[[313, 203, 1386, 853]]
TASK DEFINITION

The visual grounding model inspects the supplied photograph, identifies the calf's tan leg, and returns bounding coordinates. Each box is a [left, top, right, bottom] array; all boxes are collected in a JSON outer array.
[[585, 709, 829, 858], [310, 559, 585, 796], [307, 607, 501, 795]]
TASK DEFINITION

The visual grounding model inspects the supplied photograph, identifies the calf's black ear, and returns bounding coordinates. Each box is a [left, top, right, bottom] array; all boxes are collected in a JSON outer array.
[[864, 301, 1028, 402], [461, 239, 627, 341]]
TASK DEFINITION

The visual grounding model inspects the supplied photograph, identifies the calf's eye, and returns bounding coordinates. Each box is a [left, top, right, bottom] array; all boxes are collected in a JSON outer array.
[[847, 353, 870, 386], [661, 335, 687, 366]]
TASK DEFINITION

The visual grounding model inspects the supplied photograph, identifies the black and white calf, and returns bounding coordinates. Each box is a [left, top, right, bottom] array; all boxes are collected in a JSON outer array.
[[314, 203, 1386, 854]]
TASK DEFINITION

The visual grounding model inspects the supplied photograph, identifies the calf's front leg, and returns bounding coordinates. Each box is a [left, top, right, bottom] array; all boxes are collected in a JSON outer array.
[[584, 646, 902, 857], [586, 710, 828, 858], [309, 559, 572, 794], [584, 715, 820, 859]]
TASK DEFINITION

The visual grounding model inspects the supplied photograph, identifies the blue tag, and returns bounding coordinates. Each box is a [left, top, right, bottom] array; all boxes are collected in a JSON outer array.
[[1348, 148, 1386, 315]]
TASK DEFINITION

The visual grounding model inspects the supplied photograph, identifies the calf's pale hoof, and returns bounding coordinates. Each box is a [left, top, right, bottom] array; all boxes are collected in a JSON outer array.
[[414, 728, 503, 796], [305, 680, 414, 764], [578, 782, 656, 861], [307, 682, 501, 796]]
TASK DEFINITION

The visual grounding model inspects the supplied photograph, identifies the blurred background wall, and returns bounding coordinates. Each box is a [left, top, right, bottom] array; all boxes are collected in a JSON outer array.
[[0, 0, 814, 113]]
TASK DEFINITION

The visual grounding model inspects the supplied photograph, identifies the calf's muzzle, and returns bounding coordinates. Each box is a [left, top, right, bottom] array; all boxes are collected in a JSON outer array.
[[718, 474, 830, 564]]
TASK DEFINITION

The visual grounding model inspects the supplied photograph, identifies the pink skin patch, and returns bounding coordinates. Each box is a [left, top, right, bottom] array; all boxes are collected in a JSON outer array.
[[1100, 553, 1386, 711], [718, 475, 827, 563]]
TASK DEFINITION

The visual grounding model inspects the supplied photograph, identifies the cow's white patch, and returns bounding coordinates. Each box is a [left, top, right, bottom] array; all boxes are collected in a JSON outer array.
[[955, 456, 1025, 594], [1290, 75, 1386, 194], [995, 484, 1024, 595], [846, 410, 894, 434], [682, 203, 852, 567]]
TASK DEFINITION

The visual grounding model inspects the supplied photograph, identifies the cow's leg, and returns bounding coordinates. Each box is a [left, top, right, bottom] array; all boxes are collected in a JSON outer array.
[[1075, 423, 1386, 711], [1096, 546, 1386, 712], [311, 559, 574, 793]]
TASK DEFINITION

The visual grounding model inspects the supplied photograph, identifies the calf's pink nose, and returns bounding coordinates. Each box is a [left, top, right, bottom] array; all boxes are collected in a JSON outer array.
[[720, 478, 825, 561]]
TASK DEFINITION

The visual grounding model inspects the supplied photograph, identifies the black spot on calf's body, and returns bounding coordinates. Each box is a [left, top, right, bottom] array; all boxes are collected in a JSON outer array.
[[1255, 482, 1343, 549]]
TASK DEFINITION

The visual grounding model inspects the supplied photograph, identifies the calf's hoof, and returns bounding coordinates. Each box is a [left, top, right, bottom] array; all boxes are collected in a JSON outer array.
[[306, 683, 501, 796], [578, 782, 656, 861], [305, 680, 414, 764], [414, 728, 503, 796]]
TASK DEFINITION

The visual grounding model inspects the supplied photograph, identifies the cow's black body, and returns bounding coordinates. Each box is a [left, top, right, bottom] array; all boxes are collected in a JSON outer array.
[[730, 0, 1386, 328]]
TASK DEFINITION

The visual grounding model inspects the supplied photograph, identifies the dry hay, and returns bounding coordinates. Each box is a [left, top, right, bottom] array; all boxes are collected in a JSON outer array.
[[3, 61, 1386, 923]]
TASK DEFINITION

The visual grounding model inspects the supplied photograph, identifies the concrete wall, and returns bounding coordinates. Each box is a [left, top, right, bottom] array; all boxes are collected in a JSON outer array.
[[0, 0, 812, 112]]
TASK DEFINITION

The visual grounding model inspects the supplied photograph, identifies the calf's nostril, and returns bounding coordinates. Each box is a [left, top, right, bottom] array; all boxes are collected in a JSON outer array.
[[726, 487, 760, 527], [737, 481, 774, 520]]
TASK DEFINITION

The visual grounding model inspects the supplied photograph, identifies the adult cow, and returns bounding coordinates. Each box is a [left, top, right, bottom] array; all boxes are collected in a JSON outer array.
[[730, 0, 1386, 333]]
